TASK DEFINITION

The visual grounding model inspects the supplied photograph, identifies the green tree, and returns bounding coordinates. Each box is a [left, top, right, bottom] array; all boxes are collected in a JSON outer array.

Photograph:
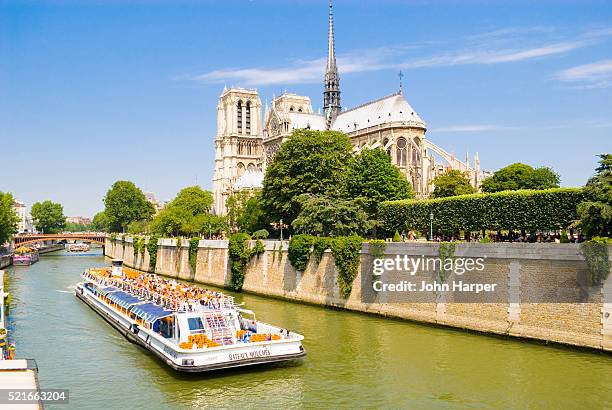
[[346, 148, 414, 216], [292, 195, 375, 237], [578, 154, 612, 238], [31, 200, 66, 233], [226, 190, 268, 234], [127, 219, 150, 234], [103, 181, 155, 232], [431, 169, 476, 198], [481, 163, 560, 193], [262, 129, 353, 226], [150, 186, 223, 237], [0, 192, 19, 245], [526, 167, 561, 190], [64, 222, 92, 232], [91, 211, 109, 232]]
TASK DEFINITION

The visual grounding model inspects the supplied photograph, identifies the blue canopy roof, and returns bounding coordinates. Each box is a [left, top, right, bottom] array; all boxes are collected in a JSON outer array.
[[98, 286, 117, 296], [107, 291, 141, 309], [130, 303, 172, 323]]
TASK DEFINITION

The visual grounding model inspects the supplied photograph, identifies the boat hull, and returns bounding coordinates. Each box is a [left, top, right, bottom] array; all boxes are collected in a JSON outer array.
[[75, 283, 306, 372], [12, 254, 39, 266]]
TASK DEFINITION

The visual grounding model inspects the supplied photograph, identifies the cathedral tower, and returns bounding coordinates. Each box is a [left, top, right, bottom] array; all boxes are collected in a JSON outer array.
[[212, 88, 263, 215], [323, 0, 341, 128]]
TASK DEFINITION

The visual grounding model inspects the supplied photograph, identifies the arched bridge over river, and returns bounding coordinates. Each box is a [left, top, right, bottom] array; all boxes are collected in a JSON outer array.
[[13, 233, 107, 248]]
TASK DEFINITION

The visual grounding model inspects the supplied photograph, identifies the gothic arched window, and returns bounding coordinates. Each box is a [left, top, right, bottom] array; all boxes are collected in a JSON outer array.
[[237, 101, 243, 134], [246, 101, 251, 134], [396, 137, 407, 167]]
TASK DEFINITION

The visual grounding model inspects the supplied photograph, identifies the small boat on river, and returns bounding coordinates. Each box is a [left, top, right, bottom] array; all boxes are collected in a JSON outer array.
[[67, 243, 90, 252], [75, 260, 306, 372], [12, 247, 39, 266]]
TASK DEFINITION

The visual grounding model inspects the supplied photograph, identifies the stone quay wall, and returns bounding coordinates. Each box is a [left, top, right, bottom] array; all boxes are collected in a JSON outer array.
[[105, 238, 612, 352]]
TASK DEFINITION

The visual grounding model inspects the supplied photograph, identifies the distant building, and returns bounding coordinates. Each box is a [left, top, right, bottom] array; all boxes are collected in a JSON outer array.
[[12, 200, 34, 233], [144, 192, 167, 214], [66, 216, 92, 226]]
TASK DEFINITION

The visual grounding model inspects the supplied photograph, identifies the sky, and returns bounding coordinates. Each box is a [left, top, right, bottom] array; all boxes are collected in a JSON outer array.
[[1, 0, 611, 217]]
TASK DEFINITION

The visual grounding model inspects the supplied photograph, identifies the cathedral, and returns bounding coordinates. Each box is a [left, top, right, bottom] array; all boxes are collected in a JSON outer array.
[[213, 2, 485, 215]]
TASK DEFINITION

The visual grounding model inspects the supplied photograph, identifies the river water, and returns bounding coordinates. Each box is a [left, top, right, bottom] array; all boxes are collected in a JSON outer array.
[[4, 250, 612, 409]]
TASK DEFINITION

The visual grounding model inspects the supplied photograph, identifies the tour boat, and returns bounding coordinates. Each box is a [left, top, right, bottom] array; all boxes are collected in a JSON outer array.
[[67, 243, 90, 252], [74, 260, 306, 372], [12, 247, 39, 266]]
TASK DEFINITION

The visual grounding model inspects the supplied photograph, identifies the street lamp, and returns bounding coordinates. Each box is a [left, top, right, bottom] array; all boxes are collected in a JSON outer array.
[[429, 212, 434, 241]]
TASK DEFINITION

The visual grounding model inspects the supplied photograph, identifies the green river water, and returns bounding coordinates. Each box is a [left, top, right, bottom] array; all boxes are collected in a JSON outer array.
[[4, 250, 612, 409]]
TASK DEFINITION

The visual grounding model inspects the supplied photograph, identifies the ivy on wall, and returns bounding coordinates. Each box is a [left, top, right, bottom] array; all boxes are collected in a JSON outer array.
[[228, 233, 265, 291], [147, 236, 159, 273], [288, 235, 315, 272], [189, 238, 200, 275], [175, 238, 182, 272], [312, 237, 332, 265], [133, 236, 145, 258], [331, 235, 363, 298], [580, 237, 612, 286], [368, 239, 386, 289], [437, 242, 456, 283]]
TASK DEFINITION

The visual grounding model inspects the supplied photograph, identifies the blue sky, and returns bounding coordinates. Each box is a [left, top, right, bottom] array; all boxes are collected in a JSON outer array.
[[1, 0, 611, 217]]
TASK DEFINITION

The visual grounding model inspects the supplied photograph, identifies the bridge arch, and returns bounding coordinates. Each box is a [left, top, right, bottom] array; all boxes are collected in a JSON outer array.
[[13, 234, 107, 248]]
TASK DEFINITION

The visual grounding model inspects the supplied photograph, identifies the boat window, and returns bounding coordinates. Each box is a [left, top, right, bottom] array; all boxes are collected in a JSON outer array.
[[188, 317, 205, 334]]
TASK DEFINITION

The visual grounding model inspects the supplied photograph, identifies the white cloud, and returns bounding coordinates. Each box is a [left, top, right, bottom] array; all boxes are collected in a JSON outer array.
[[189, 26, 608, 87], [553, 59, 612, 89]]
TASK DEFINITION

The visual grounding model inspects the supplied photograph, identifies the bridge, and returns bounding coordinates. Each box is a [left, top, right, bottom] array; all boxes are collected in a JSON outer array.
[[13, 233, 108, 248]]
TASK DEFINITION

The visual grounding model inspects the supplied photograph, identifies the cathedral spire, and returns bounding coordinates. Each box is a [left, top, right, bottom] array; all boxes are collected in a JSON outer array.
[[324, 0, 341, 128]]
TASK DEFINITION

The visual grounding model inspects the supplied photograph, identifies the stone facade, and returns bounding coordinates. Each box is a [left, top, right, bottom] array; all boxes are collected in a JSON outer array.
[[106, 239, 612, 352]]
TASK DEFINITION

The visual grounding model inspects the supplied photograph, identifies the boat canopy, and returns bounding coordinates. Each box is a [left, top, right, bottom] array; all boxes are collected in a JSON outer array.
[[107, 291, 141, 309], [98, 286, 117, 297], [130, 303, 173, 323]]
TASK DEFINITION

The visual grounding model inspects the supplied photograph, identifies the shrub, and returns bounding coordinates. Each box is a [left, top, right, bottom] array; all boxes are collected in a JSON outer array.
[[392, 230, 401, 242], [252, 229, 269, 239], [379, 188, 584, 235]]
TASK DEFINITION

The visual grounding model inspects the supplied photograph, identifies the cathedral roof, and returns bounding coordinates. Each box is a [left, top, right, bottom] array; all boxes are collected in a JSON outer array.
[[288, 112, 327, 132], [331, 92, 426, 132]]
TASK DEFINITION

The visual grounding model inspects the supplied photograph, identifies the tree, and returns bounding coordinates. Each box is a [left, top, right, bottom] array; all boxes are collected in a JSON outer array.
[[0, 192, 19, 245], [262, 129, 354, 225], [103, 181, 155, 232], [64, 222, 92, 232], [431, 169, 476, 198], [91, 211, 109, 232], [292, 195, 375, 237], [577, 154, 612, 238], [31, 200, 66, 233], [226, 191, 268, 234], [481, 163, 560, 193], [346, 148, 414, 216], [150, 186, 222, 237], [526, 167, 560, 190]]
